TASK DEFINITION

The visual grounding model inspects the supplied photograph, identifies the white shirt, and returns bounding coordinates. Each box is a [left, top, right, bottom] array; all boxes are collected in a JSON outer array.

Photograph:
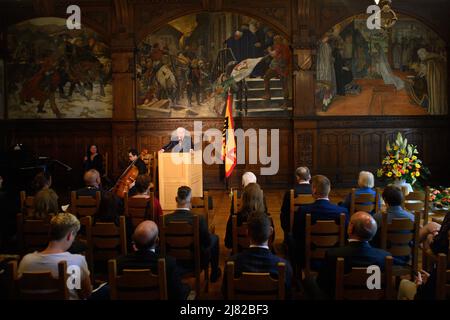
[[299, 181, 310, 185], [317, 197, 330, 201], [18, 251, 90, 300], [249, 244, 270, 250]]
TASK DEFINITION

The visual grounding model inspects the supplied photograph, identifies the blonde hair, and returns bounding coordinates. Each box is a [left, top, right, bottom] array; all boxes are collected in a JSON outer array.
[[49, 213, 80, 241], [358, 171, 374, 188], [311, 175, 331, 197]]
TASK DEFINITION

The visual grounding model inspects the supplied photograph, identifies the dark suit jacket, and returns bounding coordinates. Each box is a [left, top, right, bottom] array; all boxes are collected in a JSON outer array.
[[76, 186, 103, 197], [316, 241, 391, 298], [162, 137, 193, 153], [280, 183, 312, 233], [222, 247, 293, 299], [292, 199, 349, 265], [164, 209, 211, 251], [133, 158, 148, 175], [116, 249, 190, 300]]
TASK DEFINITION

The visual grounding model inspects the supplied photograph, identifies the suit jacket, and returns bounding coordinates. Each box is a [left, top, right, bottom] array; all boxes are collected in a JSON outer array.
[[76, 186, 103, 197], [292, 199, 349, 265], [222, 247, 293, 299], [164, 209, 211, 250], [133, 158, 148, 175], [162, 137, 193, 153], [116, 249, 190, 300], [316, 241, 391, 299], [280, 183, 312, 233]]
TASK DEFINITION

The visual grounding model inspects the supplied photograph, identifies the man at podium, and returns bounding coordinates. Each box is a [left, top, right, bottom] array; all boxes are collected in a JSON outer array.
[[160, 127, 194, 153]]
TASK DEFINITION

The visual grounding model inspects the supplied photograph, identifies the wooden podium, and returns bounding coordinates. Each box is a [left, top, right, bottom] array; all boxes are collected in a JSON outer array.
[[158, 150, 203, 211]]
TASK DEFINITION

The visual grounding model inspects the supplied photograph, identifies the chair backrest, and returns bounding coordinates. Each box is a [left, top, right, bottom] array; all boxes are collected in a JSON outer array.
[[289, 190, 315, 233], [9, 260, 69, 300], [16, 213, 50, 254], [71, 191, 101, 217], [436, 252, 450, 300], [380, 212, 420, 274], [335, 256, 393, 300], [191, 191, 211, 230], [305, 213, 346, 277], [124, 192, 155, 228], [160, 215, 203, 294], [232, 215, 250, 254], [20, 191, 35, 217], [108, 258, 167, 300], [402, 187, 430, 222], [103, 152, 109, 177], [349, 188, 380, 216], [82, 216, 127, 274], [232, 188, 241, 214], [226, 260, 285, 300]]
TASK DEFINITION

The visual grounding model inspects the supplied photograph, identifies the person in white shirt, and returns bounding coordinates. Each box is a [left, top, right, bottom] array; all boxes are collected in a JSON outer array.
[[18, 212, 92, 300]]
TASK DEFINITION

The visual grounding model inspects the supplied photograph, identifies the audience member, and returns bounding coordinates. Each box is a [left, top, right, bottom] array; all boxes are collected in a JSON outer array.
[[230, 171, 268, 215], [116, 220, 190, 300], [31, 188, 59, 219], [164, 186, 221, 282], [340, 171, 379, 214], [222, 213, 293, 299], [128, 174, 163, 226]]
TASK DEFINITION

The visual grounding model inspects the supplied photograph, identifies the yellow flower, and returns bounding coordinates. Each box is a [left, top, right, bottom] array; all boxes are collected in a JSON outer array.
[[405, 169, 409, 173], [411, 172, 416, 177], [412, 156, 417, 160], [415, 164, 421, 168], [416, 171, 420, 177], [390, 160, 394, 164], [394, 146, 399, 150], [396, 172, 402, 177], [400, 149, 406, 154], [404, 158, 410, 162], [398, 159, 404, 164], [387, 172, 393, 177]]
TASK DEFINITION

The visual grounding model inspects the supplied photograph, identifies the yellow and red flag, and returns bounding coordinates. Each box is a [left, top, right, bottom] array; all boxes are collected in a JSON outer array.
[[222, 92, 236, 178]]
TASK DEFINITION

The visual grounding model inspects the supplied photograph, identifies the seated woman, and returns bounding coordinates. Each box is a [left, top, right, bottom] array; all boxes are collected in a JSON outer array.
[[30, 171, 54, 196], [340, 171, 378, 214], [224, 183, 274, 251], [129, 175, 163, 226], [30, 188, 59, 220]]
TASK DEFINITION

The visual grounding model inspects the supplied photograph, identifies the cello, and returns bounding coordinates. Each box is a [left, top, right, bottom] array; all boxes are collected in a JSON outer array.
[[111, 159, 140, 198]]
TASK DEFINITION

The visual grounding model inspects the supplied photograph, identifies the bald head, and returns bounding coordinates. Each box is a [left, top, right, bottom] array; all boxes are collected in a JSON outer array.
[[132, 220, 159, 250], [348, 211, 378, 241], [84, 169, 100, 188]]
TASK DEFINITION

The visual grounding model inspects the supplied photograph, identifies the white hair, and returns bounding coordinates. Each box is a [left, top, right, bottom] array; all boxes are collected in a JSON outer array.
[[358, 171, 374, 188], [242, 172, 257, 187]]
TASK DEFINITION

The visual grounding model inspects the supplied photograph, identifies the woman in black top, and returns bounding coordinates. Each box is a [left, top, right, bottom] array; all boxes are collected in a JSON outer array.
[[83, 145, 104, 176]]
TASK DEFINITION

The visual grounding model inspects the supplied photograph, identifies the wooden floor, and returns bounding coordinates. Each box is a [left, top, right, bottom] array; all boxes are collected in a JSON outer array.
[[185, 189, 350, 300]]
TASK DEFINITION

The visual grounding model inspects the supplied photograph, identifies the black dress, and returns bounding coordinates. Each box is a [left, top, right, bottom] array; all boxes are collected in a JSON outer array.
[[83, 154, 104, 176]]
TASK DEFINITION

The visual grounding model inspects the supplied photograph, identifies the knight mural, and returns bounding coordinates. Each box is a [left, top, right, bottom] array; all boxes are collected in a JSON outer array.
[[7, 18, 112, 119]]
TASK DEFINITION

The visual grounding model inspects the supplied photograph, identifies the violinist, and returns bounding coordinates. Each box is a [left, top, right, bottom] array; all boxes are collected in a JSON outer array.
[[128, 149, 147, 175]]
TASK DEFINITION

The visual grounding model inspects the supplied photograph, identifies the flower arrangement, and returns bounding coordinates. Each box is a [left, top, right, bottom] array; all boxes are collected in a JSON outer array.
[[376, 132, 429, 185], [429, 187, 450, 208]]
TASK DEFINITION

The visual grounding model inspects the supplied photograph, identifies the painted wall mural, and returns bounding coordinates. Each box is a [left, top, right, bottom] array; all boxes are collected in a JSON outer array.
[[136, 12, 292, 118], [7, 18, 112, 119], [315, 14, 448, 116]]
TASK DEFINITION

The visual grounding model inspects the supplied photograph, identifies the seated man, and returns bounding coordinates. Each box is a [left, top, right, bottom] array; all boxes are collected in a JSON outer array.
[[312, 212, 392, 299], [222, 213, 293, 299], [280, 166, 312, 239], [116, 220, 190, 300], [292, 175, 349, 267], [164, 186, 221, 282], [17, 212, 92, 300], [76, 169, 104, 197], [128, 175, 163, 227], [373, 185, 440, 265]]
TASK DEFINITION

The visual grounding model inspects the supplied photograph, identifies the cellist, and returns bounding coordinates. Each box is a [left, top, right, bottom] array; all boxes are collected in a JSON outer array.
[[128, 149, 148, 175]]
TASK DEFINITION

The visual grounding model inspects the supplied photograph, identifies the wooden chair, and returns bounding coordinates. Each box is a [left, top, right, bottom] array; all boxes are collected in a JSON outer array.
[[160, 215, 208, 297], [402, 186, 430, 223], [304, 213, 346, 278], [124, 192, 155, 228], [232, 188, 242, 214], [289, 190, 315, 233], [19, 191, 35, 217], [70, 191, 101, 218], [335, 256, 393, 300], [82, 216, 127, 278], [16, 213, 50, 254], [108, 258, 167, 300], [8, 260, 69, 300], [226, 260, 286, 300], [231, 215, 275, 254], [349, 188, 380, 216], [436, 253, 450, 300], [191, 191, 214, 233], [380, 212, 420, 277], [103, 152, 109, 177]]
